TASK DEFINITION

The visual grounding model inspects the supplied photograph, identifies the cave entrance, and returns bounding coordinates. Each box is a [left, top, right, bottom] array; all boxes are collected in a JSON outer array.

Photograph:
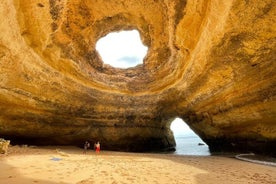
[[96, 30, 148, 69], [170, 118, 210, 155]]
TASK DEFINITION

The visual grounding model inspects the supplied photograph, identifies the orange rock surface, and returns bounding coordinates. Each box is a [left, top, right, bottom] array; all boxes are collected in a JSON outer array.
[[0, 0, 275, 154]]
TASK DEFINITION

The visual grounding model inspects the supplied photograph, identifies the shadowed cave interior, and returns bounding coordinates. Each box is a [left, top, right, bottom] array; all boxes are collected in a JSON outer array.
[[0, 0, 275, 156]]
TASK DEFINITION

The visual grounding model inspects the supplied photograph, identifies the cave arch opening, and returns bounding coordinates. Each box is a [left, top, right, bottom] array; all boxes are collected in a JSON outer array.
[[170, 117, 210, 155], [96, 29, 148, 69]]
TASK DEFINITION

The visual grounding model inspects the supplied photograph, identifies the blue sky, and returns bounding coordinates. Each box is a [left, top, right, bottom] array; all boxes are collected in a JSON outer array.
[[96, 30, 148, 68]]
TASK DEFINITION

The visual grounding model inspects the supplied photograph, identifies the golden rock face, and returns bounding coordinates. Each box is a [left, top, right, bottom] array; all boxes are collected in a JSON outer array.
[[0, 0, 275, 154]]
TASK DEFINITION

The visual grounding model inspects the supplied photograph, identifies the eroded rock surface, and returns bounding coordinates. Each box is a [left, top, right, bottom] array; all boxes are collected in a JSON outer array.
[[0, 0, 275, 154], [0, 138, 10, 154]]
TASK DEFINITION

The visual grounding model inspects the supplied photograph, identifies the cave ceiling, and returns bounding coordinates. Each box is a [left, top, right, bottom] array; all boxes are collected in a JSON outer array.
[[0, 0, 275, 154]]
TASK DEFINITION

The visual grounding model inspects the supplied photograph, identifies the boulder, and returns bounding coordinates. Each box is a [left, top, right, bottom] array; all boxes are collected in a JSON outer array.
[[0, 139, 10, 154]]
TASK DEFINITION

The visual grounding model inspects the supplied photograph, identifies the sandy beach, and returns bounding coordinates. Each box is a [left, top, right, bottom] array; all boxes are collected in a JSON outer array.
[[0, 146, 275, 184]]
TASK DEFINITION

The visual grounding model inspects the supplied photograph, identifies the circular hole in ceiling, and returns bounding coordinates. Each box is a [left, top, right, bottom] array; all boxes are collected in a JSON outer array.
[[96, 30, 148, 69]]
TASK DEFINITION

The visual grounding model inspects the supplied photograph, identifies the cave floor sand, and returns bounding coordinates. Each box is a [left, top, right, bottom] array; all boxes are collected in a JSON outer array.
[[0, 146, 275, 184]]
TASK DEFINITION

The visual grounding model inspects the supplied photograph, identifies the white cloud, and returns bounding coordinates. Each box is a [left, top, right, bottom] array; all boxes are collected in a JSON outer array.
[[170, 118, 196, 136], [96, 30, 148, 68]]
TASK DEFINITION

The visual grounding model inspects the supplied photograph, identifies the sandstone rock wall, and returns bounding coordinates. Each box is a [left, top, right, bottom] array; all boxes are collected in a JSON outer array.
[[0, 138, 10, 154], [0, 0, 275, 154]]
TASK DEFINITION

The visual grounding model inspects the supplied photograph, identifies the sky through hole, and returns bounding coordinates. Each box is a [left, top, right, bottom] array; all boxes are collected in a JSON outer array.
[[96, 30, 148, 69]]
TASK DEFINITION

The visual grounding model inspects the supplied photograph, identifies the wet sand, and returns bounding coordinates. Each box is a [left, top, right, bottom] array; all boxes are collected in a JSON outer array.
[[0, 146, 275, 184]]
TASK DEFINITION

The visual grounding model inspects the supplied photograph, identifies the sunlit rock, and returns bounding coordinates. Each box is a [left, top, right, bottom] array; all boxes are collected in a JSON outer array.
[[0, 0, 275, 154], [0, 138, 10, 154]]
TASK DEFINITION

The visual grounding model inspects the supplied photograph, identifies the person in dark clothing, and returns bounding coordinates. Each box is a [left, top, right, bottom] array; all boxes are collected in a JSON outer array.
[[83, 141, 90, 154]]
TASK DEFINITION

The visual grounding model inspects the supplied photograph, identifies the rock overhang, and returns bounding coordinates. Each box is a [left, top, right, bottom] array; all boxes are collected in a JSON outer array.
[[0, 0, 275, 155], [21, 0, 199, 96]]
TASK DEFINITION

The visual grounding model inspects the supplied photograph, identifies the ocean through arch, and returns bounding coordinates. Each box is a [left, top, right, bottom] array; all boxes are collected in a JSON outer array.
[[170, 118, 210, 155]]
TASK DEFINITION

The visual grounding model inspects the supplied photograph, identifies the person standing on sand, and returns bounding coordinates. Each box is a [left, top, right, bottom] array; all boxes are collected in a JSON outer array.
[[95, 141, 100, 153], [83, 141, 90, 154]]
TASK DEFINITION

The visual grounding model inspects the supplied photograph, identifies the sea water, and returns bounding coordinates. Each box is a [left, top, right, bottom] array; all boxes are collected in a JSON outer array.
[[173, 134, 210, 156]]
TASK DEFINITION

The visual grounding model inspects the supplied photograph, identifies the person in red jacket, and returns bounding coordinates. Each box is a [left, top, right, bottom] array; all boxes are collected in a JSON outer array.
[[95, 141, 100, 153]]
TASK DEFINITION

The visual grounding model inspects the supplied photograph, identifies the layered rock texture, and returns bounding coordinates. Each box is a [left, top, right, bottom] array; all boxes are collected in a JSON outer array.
[[0, 0, 275, 154]]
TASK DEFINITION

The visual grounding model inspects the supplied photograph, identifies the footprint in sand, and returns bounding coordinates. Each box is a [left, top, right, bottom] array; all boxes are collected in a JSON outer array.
[[111, 181, 118, 184], [100, 170, 109, 176], [126, 177, 135, 181], [230, 172, 237, 177]]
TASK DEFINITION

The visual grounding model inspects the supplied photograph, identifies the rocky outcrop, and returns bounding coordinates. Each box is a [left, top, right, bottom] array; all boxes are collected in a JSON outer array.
[[0, 138, 10, 154], [0, 0, 275, 154]]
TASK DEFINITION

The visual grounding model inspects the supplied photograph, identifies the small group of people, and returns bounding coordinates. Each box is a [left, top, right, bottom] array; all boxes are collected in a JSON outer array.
[[83, 141, 100, 154]]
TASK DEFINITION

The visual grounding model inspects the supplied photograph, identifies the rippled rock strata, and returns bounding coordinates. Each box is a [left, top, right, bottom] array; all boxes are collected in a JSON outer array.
[[0, 0, 275, 154]]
